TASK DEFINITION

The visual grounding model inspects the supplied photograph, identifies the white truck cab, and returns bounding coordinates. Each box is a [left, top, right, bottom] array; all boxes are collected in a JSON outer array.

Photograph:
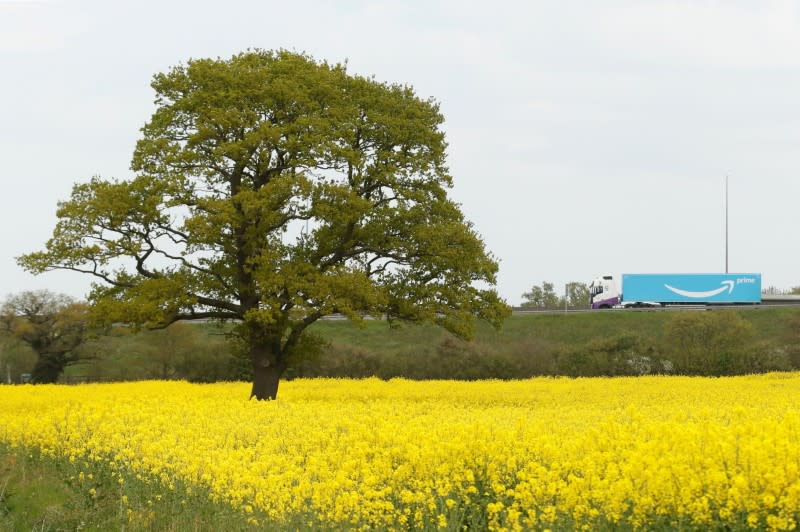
[[588, 276, 620, 309], [589, 275, 662, 309]]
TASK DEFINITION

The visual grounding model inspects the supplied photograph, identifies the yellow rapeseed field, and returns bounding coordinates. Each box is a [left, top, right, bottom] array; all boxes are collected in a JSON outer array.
[[1, 375, 800, 530]]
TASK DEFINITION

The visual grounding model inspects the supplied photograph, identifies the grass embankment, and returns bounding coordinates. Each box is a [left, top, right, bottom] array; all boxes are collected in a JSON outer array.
[[49, 306, 800, 383], [0, 451, 75, 531], [298, 307, 800, 379], [313, 307, 797, 350]]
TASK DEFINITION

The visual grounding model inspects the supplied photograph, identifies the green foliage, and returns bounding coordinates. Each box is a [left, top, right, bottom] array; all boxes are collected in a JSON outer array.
[[62, 324, 238, 383], [780, 311, 800, 368], [521, 281, 560, 308], [19, 49, 509, 397], [0, 291, 92, 383], [288, 342, 382, 379], [16, 308, 800, 384], [564, 282, 589, 309], [299, 309, 798, 380], [662, 311, 787, 375], [0, 335, 36, 384], [0, 449, 78, 530], [556, 333, 664, 377], [521, 281, 589, 309], [0, 445, 260, 531]]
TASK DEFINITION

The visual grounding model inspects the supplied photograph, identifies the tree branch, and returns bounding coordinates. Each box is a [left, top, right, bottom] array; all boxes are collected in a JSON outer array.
[[194, 295, 242, 315], [174, 310, 240, 321], [283, 309, 323, 353], [40, 264, 134, 288]]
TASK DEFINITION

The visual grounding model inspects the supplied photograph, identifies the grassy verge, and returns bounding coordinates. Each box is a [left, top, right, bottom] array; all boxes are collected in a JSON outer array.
[[311, 306, 800, 349], [0, 449, 78, 531], [0, 444, 519, 531], [48, 306, 800, 383], [0, 445, 259, 531]]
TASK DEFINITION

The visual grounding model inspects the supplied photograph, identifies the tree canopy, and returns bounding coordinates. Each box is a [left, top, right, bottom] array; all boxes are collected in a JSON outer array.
[[19, 50, 510, 399], [565, 282, 589, 309], [0, 290, 91, 383], [520, 282, 560, 308], [521, 281, 589, 309]]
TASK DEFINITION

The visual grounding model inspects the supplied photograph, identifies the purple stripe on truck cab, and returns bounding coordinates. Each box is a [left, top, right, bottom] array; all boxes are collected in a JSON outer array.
[[591, 296, 619, 309]]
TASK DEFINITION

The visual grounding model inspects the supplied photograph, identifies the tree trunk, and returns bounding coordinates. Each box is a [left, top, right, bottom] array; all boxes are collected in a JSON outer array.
[[31, 353, 67, 384], [250, 363, 285, 400], [248, 336, 286, 400]]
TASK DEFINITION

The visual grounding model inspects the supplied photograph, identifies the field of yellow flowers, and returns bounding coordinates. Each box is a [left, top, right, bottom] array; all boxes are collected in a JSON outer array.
[[1, 375, 800, 530]]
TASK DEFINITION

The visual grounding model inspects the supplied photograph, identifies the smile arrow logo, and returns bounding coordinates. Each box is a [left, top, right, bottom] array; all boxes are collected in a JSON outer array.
[[664, 280, 735, 299]]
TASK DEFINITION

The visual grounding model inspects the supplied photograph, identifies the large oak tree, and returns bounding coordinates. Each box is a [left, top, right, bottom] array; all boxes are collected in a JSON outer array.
[[20, 50, 510, 399]]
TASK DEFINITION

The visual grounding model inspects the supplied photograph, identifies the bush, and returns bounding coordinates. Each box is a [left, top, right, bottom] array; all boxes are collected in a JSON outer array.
[[496, 337, 560, 377], [556, 333, 662, 377], [780, 311, 800, 369], [288, 343, 383, 379], [662, 311, 774, 375]]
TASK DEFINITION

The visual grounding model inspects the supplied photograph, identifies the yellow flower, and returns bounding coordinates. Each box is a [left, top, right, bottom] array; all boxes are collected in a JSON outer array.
[[1, 376, 800, 529]]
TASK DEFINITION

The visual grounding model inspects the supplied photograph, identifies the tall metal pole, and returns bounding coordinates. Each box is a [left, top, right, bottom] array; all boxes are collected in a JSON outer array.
[[725, 175, 728, 274]]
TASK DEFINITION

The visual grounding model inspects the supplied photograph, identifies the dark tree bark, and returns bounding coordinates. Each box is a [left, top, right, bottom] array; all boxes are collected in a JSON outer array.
[[30, 352, 69, 383], [249, 343, 287, 400], [250, 363, 286, 400]]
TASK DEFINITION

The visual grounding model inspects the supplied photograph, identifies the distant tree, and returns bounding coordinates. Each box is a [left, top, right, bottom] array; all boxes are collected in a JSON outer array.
[[0, 334, 37, 384], [0, 291, 91, 383], [521, 282, 560, 308], [762, 286, 800, 296], [564, 282, 590, 309], [151, 323, 201, 379], [18, 50, 510, 400], [128, 322, 201, 380]]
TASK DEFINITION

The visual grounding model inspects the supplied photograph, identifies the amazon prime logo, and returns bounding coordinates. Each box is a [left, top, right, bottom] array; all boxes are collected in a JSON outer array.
[[664, 281, 735, 299]]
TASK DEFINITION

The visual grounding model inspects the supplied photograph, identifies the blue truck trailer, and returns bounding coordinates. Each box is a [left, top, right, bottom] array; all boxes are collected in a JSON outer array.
[[589, 273, 762, 309]]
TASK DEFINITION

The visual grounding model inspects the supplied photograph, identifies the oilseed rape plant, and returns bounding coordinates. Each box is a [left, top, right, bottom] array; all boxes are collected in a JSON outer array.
[[2, 376, 800, 530]]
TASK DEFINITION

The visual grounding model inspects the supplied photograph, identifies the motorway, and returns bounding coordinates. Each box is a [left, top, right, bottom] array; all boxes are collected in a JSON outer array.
[[513, 295, 800, 315], [312, 300, 800, 320], [193, 296, 800, 322]]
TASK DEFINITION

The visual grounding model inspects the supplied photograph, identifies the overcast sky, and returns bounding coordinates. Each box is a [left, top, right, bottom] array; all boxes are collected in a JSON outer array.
[[2, 0, 799, 305]]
